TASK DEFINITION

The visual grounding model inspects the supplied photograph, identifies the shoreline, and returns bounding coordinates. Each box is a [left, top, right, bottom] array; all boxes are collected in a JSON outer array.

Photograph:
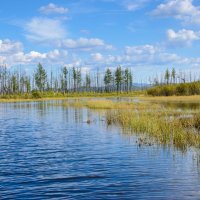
[[0, 95, 200, 103]]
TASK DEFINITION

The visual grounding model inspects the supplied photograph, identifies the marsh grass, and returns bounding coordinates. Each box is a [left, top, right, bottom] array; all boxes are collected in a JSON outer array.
[[55, 99, 200, 151], [105, 105, 200, 151]]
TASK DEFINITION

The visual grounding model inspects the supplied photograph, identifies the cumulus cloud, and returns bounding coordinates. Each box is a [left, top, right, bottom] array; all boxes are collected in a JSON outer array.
[[90, 45, 184, 66], [39, 3, 69, 15], [125, 45, 185, 65], [59, 38, 113, 51], [0, 39, 23, 54], [24, 17, 112, 52], [167, 29, 200, 47], [17, 49, 68, 64], [0, 38, 69, 66], [25, 17, 67, 42], [2, 38, 199, 77], [91, 53, 104, 61], [152, 0, 200, 25]]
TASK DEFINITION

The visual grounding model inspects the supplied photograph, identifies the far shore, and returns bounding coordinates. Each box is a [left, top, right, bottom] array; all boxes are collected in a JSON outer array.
[[0, 94, 200, 103]]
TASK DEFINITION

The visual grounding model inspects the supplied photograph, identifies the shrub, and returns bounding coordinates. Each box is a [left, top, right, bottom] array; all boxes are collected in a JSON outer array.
[[147, 81, 200, 96], [31, 90, 42, 99]]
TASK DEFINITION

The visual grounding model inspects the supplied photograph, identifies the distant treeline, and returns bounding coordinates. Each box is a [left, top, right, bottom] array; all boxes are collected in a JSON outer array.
[[147, 68, 200, 96], [1, 64, 199, 97], [0, 63, 133, 96]]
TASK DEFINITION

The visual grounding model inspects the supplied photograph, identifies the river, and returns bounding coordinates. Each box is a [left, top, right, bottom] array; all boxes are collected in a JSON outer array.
[[0, 100, 200, 199]]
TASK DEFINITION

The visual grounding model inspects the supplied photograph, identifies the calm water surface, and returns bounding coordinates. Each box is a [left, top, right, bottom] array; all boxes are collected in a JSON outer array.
[[0, 101, 200, 199]]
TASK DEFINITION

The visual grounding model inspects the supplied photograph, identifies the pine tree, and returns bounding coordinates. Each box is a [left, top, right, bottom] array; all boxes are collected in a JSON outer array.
[[129, 69, 133, 91], [164, 69, 170, 85], [35, 63, 47, 92], [11, 73, 18, 93], [171, 68, 176, 84], [77, 68, 82, 91], [63, 66, 68, 93], [104, 68, 112, 92], [85, 73, 91, 92], [124, 68, 129, 92], [72, 67, 77, 92], [115, 66, 122, 93]]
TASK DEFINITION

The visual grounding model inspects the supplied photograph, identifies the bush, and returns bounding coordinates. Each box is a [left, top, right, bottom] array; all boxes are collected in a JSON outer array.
[[147, 81, 200, 96], [175, 84, 188, 96], [31, 90, 42, 99], [188, 83, 200, 95]]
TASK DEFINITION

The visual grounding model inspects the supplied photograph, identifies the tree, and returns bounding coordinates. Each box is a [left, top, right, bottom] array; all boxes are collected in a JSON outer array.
[[171, 68, 176, 84], [77, 68, 82, 91], [124, 68, 132, 92], [62, 66, 68, 93], [104, 68, 112, 92], [72, 67, 77, 92], [11, 73, 18, 93], [115, 66, 122, 93], [85, 73, 91, 91], [35, 63, 47, 92], [24, 76, 31, 93], [164, 69, 170, 85], [129, 69, 133, 91]]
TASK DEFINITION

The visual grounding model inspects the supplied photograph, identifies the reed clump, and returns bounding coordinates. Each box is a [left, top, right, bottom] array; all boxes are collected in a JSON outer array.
[[105, 105, 200, 151]]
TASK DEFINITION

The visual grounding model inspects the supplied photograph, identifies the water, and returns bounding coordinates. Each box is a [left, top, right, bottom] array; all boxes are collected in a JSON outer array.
[[0, 101, 200, 199]]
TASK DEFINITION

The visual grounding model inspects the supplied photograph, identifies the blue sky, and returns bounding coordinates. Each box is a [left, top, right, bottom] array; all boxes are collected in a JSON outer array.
[[0, 0, 200, 81]]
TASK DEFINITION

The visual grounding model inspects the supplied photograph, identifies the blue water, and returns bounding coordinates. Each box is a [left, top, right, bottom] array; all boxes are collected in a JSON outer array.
[[0, 101, 200, 199]]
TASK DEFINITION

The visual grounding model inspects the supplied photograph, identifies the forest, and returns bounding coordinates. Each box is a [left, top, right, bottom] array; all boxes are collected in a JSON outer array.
[[0, 63, 133, 96], [0, 63, 199, 98]]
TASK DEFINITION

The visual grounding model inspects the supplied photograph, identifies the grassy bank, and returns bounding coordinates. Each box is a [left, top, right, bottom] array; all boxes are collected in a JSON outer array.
[[0, 90, 145, 102], [56, 99, 200, 151], [1, 90, 200, 103], [147, 81, 200, 96]]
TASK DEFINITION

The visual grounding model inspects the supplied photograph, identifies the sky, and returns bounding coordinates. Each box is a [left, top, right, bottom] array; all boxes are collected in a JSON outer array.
[[0, 0, 200, 81]]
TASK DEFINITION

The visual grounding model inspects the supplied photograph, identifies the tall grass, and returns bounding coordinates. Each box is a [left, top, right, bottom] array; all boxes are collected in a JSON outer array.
[[106, 108, 200, 151], [57, 99, 200, 151]]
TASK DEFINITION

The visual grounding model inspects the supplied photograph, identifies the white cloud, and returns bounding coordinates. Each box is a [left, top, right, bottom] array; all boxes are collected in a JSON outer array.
[[90, 45, 184, 66], [24, 17, 112, 52], [125, 45, 159, 55], [0, 39, 69, 66], [39, 3, 69, 15], [122, 0, 149, 11], [0, 39, 23, 54], [105, 0, 151, 11], [91, 53, 104, 61], [20, 49, 67, 64], [152, 0, 200, 25], [1, 38, 199, 78], [59, 38, 113, 51], [167, 29, 200, 46], [25, 17, 67, 42], [124, 45, 184, 65]]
